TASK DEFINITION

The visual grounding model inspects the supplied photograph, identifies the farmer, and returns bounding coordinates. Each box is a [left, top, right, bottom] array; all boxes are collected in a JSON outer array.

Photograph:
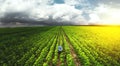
[[58, 46, 63, 54]]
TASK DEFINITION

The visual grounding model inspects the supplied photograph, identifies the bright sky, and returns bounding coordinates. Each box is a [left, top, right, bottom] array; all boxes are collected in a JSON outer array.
[[89, 4, 120, 25], [0, 0, 120, 26]]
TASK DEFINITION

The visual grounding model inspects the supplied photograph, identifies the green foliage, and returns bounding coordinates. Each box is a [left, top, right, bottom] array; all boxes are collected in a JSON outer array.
[[0, 26, 120, 66], [63, 26, 120, 66], [66, 54, 76, 66]]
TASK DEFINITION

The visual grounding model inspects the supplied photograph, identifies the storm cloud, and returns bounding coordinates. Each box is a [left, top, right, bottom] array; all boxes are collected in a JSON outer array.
[[0, 0, 120, 26]]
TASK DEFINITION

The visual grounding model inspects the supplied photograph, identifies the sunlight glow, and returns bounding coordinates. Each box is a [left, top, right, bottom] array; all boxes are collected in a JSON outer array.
[[90, 5, 120, 25]]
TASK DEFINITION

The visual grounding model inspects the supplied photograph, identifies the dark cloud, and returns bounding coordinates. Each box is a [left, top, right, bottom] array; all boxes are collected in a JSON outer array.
[[0, 12, 76, 26], [0, 0, 87, 27], [0, 0, 119, 27]]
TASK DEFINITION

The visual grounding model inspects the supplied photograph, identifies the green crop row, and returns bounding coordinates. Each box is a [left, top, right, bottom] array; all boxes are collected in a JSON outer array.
[[63, 26, 120, 66]]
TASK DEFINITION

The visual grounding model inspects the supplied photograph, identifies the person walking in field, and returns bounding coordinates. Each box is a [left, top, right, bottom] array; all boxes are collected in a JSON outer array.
[[58, 46, 63, 54]]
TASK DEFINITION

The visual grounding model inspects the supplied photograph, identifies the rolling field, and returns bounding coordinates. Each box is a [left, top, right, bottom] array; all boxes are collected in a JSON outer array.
[[0, 26, 120, 66]]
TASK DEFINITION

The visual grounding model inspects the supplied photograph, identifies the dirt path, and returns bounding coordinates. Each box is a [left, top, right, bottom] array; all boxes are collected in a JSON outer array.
[[62, 27, 81, 66], [57, 53, 61, 66]]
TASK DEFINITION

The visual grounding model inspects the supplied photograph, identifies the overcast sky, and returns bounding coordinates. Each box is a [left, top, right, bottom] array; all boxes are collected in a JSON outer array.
[[0, 0, 120, 26]]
